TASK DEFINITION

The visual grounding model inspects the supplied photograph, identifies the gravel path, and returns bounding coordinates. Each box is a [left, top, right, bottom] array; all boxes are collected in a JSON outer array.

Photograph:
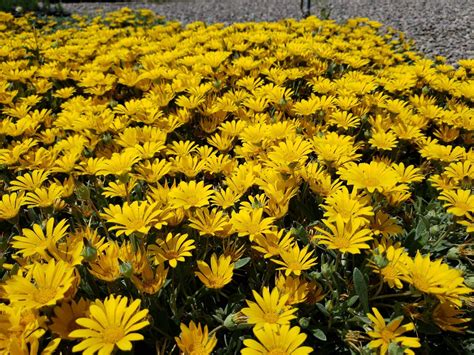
[[61, 0, 474, 63]]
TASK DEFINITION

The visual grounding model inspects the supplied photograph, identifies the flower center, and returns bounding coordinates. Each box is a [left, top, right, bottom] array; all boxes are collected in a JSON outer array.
[[380, 328, 395, 343], [333, 236, 351, 249], [189, 344, 207, 355], [263, 312, 279, 324], [127, 219, 146, 230], [381, 265, 397, 280], [208, 277, 225, 288], [268, 349, 288, 355], [165, 251, 180, 260], [411, 274, 431, 292], [287, 262, 302, 271], [102, 325, 125, 344], [33, 287, 57, 305], [363, 175, 381, 188]]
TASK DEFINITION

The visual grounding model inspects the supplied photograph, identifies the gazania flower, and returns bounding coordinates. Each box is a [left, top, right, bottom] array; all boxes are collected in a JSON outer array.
[[432, 301, 471, 333], [195, 253, 234, 289], [101, 151, 141, 176], [252, 229, 294, 259], [313, 216, 373, 254], [148, 232, 195, 268], [0, 192, 24, 220], [241, 324, 313, 355], [338, 161, 399, 193], [271, 244, 317, 276], [131, 262, 169, 295], [188, 207, 231, 237], [438, 188, 474, 217], [168, 180, 214, 210], [369, 129, 398, 151], [231, 208, 275, 241], [370, 245, 409, 289], [241, 287, 297, 329], [175, 321, 217, 355], [23, 184, 63, 209], [11, 217, 68, 259], [88, 242, 121, 282], [69, 295, 150, 354], [7, 169, 49, 192], [401, 252, 472, 306], [275, 274, 310, 305], [2, 259, 76, 309], [101, 201, 164, 236], [321, 186, 373, 224], [50, 298, 91, 339], [366, 308, 421, 355]]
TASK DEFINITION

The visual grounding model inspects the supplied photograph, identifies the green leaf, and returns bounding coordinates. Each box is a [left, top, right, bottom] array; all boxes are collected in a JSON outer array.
[[353, 268, 369, 313], [316, 303, 330, 317], [346, 295, 359, 307], [313, 328, 327, 341], [234, 257, 250, 270]]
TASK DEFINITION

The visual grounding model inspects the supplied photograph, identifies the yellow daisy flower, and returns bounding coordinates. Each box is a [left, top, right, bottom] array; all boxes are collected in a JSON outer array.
[[2, 259, 76, 309], [313, 216, 373, 254], [366, 307, 421, 355], [241, 287, 297, 329], [168, 180, 214, 210], [175, 321, 217, 355], [195, 253, 234, 289], [148, 232, 195, 268], [241, 324, 313, 355], [69, 295, 150, 354], [0, 192, 25, 220], [271, 244, 317, 276]]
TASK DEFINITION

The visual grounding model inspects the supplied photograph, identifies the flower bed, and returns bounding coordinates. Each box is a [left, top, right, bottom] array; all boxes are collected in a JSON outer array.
[[0, 8, 473, 354]]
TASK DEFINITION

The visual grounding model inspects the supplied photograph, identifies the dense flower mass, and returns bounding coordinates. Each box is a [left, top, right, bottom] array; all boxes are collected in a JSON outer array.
[[0, 7, 472, 354]]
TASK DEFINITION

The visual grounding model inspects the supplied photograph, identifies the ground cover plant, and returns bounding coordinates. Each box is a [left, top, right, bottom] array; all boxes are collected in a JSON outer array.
[[0, 7, 473, 354]]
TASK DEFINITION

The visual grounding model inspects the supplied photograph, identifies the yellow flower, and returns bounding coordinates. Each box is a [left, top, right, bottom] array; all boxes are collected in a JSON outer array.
[[321, 186, 373, 224], [195, 253, 234, 289], [69, 295, 150, 354], [175, 321, 217, 355], [0, 192, 24, 220], [369, 129, 398, 151], [131, 262, 169, 295], [50, 298, 90, 339], [148, 232, 195, 268], [251, 228, 294, 259], [366, 307, 421, 355], [438, 188, 474, 217], [241, 287, 297, 329], [23, 183, 63, 209], [2, 259, 76, 309], [241, 324, 313, 355], [313, 216, 373, 254], [275, 274, 311, 305], [231, 208, 275, 241], [271, 244, 317, 276], [370, 246, 409, 289], [101, 151, 141, 176], [266, 137, 312, 174], [101, 201, 165, 236], [432, 301, 471, 333], [338, 161, 399, 193], [7, 169, 49, 192], [88, 241, 121, 282], [168, 180, 214, 210], [188, 207, 231, 237], [401, 252, 472, 306], [11, 217, 68, 259]]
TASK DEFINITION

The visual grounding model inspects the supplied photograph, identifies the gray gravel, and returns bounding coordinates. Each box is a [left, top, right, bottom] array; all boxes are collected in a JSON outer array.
[[61, 0, 473, 63]]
